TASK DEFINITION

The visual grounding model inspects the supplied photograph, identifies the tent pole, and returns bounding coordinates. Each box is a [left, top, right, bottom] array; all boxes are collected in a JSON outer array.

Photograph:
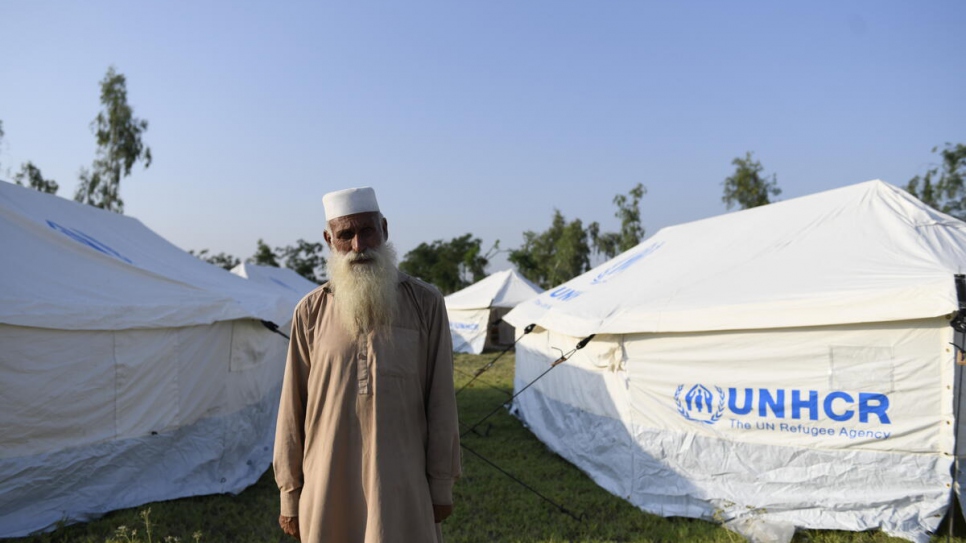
[[948, 274, 966, 542]]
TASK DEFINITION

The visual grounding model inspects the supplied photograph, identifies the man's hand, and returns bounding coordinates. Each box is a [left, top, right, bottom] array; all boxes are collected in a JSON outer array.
[[279, 515, 300, 541], [433, 503, 454, 523]]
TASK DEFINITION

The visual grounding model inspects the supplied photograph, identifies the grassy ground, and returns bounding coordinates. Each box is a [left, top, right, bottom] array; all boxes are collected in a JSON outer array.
[[3, 352, 964, 542]]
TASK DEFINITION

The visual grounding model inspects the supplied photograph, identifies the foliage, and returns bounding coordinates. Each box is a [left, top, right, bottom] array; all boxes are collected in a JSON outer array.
[[276, 239, 326, 283], [721, 151, 781, 210], [905, 143, 966, 220], [189, 249, 240, 271], [248, 239, 280, 268], [192, 238, 324, 283], [588, 183, 646, 259], [509, 210, 592, 290], [75, 66, 152, 213], [13, 161, 58, 194], [400, 233, 495, 295]]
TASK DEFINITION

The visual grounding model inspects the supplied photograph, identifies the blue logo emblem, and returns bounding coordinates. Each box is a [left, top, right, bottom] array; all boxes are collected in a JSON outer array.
[[47, 220, 132, 264], [675, 384, 725, 425]]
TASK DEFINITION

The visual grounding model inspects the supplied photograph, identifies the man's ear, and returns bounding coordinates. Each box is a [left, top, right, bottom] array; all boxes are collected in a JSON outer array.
[[323, 229, 332, 247], [381, 218, 389, 241]]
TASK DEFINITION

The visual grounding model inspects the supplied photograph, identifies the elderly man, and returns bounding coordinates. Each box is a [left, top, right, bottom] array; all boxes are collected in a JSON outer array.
[[274, 187, 461, 543]]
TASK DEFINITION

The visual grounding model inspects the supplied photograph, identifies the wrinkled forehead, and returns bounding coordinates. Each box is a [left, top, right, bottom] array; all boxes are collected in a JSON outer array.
[[327, 211, 382, 234]]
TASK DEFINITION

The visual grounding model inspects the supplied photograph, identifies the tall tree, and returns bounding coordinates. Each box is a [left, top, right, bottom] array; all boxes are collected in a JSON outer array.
[[508, 210, 592, 290], [400, 234, 494, 295], [13, 161, 58, 194], [721, 152, 781, 210], [905, 143, 966, 220], [190, 249, 241, 271], [75, 66, 152, 213], [589, 183, 646, 259], [277, 239, 326, 283], [250, 239, 281, 267]]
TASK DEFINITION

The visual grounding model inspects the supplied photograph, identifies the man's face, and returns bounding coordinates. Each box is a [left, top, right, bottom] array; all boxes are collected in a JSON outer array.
[[324, 212, 388, 261]]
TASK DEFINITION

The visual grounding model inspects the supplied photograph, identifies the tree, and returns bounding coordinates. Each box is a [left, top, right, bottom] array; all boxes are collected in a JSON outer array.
[[75, 66, 152, 213], [400, 234, 494, 295], [508, 210, 592, 290], [589, 183, 646, 259], [250, 239, 281, 267], [277, 239, 326, 283], [189, 249, 241, 271], [721, 152, 781, 210], [905, 143, 966, 220], [13, 161, 58, 194]]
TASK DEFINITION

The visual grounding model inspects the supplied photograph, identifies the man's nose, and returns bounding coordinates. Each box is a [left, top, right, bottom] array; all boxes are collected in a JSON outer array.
[[351, 236, 367, 253]]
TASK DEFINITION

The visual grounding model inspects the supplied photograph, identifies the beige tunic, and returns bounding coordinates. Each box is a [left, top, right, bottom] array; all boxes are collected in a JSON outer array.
[[274, 272, 461, 543]]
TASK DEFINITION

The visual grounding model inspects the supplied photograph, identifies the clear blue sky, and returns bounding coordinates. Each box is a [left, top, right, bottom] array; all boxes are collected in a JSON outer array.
[[2, 1, 963, 272]]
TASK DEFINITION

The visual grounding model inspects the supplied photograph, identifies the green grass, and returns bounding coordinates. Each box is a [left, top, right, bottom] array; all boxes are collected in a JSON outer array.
[[3, 352, 964, 542]]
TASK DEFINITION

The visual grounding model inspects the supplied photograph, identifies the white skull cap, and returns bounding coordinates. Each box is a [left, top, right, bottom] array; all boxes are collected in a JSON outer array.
[[322, 187, 380, 222]]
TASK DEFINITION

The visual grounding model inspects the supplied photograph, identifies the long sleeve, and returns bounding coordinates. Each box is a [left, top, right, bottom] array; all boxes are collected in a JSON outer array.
[[273, 301, 313, 517], [423, 292, 462, 505]]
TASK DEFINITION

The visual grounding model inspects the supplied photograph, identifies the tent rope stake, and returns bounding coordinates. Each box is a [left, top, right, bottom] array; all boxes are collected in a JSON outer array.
[[260, 319, 290, 340], [455, 323, 536, 397]]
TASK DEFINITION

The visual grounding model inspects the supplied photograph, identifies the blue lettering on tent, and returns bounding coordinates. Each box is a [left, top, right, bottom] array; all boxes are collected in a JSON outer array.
[[549, 286, 582, 302], [858, 393, 891, 424], [590, 241, 664, 285], [47, 220, 132, 264], [824, 391, 854, 422], [728, 388, 754, 415], [759, 389, 785, 418], [677, 386, 892, 428], [791, 390, 820, 421]]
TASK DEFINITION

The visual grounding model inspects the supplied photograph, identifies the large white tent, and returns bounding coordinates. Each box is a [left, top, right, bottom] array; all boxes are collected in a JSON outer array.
[[0, 181, 293, 537], [445, 269, 543, 354], [504, 180, 966, 543], [230, 261, 320, 312]]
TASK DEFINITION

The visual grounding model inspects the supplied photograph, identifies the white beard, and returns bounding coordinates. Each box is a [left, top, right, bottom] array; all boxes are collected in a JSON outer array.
[[327, 242, 399, 337]]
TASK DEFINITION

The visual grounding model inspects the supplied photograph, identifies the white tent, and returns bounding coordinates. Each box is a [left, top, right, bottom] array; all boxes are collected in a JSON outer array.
[[504, 180, 966, 543], [0, 181, 293, 537], [230, 261, 320, 312], [445, 269, 543, 354]]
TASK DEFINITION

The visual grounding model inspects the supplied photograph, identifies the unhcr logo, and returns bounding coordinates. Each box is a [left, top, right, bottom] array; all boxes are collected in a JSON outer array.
[[590, 241, 664, 285], [674, 384, 892, 427], [674, 384, 726, 425]]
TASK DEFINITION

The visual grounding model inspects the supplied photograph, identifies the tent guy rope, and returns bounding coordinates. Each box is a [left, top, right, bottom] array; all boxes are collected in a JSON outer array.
[[457, 333, 596, 521], [455, 323, 536, 397]]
